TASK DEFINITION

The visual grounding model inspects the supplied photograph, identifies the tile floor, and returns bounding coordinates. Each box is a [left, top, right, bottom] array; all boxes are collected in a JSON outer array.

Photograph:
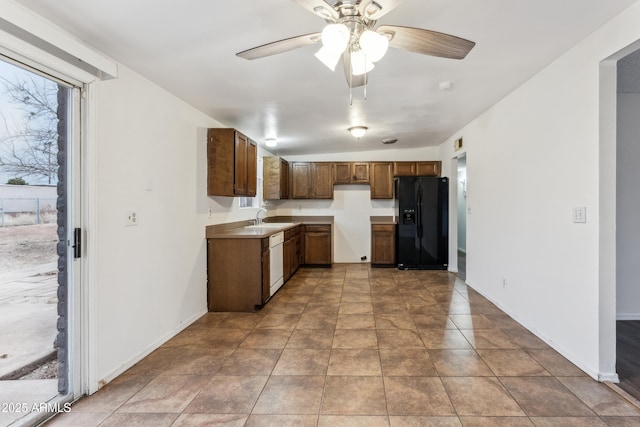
[[44, 265, 640, 426]]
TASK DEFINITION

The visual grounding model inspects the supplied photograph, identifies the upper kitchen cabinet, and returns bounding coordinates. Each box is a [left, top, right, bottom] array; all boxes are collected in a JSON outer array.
[[370, 162, 393, 199], [291, 162, 334, 199], [333, 162, 370, 184], [416, 161, 441, 177], [394, 161, 442, 177], [263, 156, 290, 200], [207, 128, 257, 197]]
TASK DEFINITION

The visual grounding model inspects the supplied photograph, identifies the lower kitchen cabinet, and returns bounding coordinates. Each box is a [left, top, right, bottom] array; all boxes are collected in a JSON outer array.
[[371, 224, 396, 266], [283, 226, 301, 281], [303, 224, 332, 266], [261, 238, 270, 303], [208, 237, 269, 312]]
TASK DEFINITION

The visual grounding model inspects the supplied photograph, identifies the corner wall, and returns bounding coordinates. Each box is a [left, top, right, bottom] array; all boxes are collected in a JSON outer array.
[[92, 64, 242, 383], [439, 1, 640, 379]]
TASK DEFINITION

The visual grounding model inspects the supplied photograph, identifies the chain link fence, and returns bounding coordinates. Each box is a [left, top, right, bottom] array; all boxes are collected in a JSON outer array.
[[0, 197, 57, 226]]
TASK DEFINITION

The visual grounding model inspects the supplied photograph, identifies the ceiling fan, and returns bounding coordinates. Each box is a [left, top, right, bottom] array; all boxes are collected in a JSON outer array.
[[236, 0, 476, 88]]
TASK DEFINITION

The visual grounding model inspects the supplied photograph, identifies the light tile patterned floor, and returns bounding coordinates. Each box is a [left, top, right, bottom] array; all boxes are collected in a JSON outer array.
[[45, 265, 640, 426]]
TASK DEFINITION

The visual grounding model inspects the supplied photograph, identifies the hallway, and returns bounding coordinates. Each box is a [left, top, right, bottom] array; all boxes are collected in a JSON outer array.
[[45, 265, 640, 426]]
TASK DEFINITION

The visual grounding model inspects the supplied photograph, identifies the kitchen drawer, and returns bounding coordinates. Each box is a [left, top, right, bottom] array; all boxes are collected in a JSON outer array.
[[372, 224, 395, 233], [284, 226, 299, 240], [304, 224, 331, 233]]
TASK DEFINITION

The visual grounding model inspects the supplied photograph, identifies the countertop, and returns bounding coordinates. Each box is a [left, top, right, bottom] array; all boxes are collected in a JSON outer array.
[[370, 216, 397, 224], [206, 216, 334, 239]]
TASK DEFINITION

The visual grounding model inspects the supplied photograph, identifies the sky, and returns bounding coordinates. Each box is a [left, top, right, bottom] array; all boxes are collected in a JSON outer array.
[[0, 59, 59, 186]]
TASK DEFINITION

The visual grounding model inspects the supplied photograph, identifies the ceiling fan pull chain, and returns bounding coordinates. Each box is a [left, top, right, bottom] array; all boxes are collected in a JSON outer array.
[[364, 74, 368, 100], [349, 72, 353, 106]]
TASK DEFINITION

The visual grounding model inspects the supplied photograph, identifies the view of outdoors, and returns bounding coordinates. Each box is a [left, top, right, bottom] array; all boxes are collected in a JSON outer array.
[[0, 59, 60, 387]]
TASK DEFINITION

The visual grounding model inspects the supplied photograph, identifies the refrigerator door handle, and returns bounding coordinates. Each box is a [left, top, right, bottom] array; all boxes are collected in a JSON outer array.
[[417, 185, 423, 238]]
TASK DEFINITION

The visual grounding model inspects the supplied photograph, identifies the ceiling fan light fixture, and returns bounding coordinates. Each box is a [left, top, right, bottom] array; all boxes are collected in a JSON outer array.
[[359, 0, 383, 20], [315, 46, 342, 71], [359, 30, 389, 62], [348, 126, 368, 138], [351, 49, 375, 76], [321, 23, 350, 53], [313, 6, 334, 20]]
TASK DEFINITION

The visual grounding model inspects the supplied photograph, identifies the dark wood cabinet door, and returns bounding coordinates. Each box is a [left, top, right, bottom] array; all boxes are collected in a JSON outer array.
[[291, 162, 311, 199], [246, 140, 257, 197], [207, 128, 235, 196], [280, 158, 290, 199], [416, 161, 441, 177], [371, 224, 396, 265], [370, 162, 393, 199], [234, 132, 248, 195], [352, 162, 370, 184], [394, 162, 416, 176], [304, 225, 332, 265], [312, 162, 334, 199], [283, 238, 293, 281], [262, 246, 270, 303], [333, 162, 351, 184], [292, 234, 300, 273]]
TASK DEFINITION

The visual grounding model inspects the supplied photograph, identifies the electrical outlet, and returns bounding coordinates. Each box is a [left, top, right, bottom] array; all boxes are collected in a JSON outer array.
[[572, 207, 586, 223], [502, 277, 508, 288], [208, 208, 213, 218], [126, 210, 138, 226]]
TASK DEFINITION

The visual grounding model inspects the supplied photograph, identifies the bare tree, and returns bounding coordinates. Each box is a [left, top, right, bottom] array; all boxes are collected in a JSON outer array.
[[0, 74, 59, 184]]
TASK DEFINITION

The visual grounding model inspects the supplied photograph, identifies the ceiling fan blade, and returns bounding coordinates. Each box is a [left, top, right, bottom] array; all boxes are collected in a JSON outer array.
[[343, 50, 367, 88], [236, 33, 321, 60], [377, 25, 475, 60], [359, 0, 403, 20], [291, 0, 339, 21]]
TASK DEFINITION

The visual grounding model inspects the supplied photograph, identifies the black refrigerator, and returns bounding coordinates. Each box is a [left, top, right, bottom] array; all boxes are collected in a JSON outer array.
[[395, 176, 449, 270]]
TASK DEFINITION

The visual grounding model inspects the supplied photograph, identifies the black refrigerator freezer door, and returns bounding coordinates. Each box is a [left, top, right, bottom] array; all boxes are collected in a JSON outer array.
[[396, 177, 419, 268], [395, 176, 448, 270]]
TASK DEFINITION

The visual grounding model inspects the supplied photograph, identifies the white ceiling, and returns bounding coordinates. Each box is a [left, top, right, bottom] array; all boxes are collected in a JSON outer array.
[[14, 0, 638, 155]]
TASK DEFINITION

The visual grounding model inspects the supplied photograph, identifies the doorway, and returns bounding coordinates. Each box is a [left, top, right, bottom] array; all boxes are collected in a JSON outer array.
[[615, 47, 640, 401], [456, 154, 467, 281], [0, 55, 79, 425]]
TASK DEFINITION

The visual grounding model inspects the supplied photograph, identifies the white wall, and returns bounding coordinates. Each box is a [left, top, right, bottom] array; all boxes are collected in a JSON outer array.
[[456, 156, 467, 252], [616, 92, 640, 319], [275, 147, 440, 263], [439, 1, 640, 380], [92, 65, 277, 383]]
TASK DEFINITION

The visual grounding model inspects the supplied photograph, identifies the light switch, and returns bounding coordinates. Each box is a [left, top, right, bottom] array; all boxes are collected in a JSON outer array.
[[572, 207, 586, 223]]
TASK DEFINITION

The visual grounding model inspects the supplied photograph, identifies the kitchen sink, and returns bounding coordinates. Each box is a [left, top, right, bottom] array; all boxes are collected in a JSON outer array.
[[244, 222, 296, 229]]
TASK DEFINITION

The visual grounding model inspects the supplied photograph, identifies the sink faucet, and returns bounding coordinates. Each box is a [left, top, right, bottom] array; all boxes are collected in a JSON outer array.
[[256, 207, 267, 225]]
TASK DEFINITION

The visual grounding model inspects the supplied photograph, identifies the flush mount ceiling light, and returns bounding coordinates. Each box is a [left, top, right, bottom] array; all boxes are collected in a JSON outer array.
[[265, 138, 277, 147], [236, 1, 476, 90], [348, 126, 368, 138]]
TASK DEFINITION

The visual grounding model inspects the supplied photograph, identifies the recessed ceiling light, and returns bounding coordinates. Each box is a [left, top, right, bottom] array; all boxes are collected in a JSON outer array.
[[382, 138, 397, 145]]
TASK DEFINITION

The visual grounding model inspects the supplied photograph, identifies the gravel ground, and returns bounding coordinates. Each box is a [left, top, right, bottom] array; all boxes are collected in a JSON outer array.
[[19, 359, 58, 380], [0, 223, 58, 271], [1, 223, 59, 380]]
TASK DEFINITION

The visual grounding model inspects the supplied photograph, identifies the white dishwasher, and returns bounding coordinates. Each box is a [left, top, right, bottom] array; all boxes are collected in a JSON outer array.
[[269, 231, 284, 297]]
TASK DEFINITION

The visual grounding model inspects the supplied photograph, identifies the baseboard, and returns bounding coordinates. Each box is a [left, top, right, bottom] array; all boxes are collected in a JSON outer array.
[[97, 308, 207, 389], [598, 372, 620, 383], [616, 313, 640, 321]]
